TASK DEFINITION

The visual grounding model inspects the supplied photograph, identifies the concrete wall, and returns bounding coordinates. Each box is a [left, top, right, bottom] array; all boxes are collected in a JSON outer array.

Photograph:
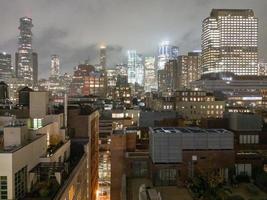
[[4, 126, 28, 147], [0, 134, 46, 199], [139, 111, 177, 127], [29, 91, 49, 118]]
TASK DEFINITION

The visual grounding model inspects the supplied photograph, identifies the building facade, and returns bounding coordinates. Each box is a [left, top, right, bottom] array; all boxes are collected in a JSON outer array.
[[177, 52, 201, 89], [202, 9, 258, 75], [0, 52, 12, 82], [17, 17, 34, 84], [144, 57, 157, 92], [127, 50, 144, 86], [50, 55, 60, 79], [158, 41, 179, 71]]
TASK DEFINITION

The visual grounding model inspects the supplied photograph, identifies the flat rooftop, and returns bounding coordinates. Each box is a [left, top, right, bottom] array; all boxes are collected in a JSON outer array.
[[127, 178, 192, 200], [0, 134, 46, 153], [151, 127, 232, 134]]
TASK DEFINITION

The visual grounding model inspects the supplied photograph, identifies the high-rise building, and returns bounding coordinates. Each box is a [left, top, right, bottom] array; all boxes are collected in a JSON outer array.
[[202, 9, 258, 75], [69, 64, 95, 96], [177, 52, 202, 88], [17, 17, 34, 83], [127, 50, 144, 85], [0, 52, 12, 81], [50, 55, 60, 78], [164, 59, 179, 91], [115, 64, 128, 76], [158, 41, 179, 70], [32, 52, 38, 84], [158, 69, 167, 91], [144, 57, 157, 92], [100, 45, 106, 70], [157, 59, 179, 92]]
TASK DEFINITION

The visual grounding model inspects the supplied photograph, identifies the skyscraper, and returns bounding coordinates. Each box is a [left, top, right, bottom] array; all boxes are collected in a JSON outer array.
[[17, 17, 34, 83], [177, 52, 202, 88], [127, 50, 144, 85], [0, 52, 12, 82], [50, 55, 60, 78], [144, 57, 157, 92], [202, 9, 258, 75], [99, 46, 108, 97], [158, 41, 179, 70]]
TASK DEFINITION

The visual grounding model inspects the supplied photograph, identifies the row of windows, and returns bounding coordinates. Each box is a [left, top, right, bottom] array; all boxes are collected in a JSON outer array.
[[0, 176, 7, 200], [178, 105, 224, 109], [239, 135, 259, 144], [15, 166, 27, 200]]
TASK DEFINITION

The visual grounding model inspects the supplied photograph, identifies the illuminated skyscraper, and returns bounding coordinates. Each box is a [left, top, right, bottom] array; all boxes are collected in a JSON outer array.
[[144, 57, 157, 92], [17, 17, 34, 83], [158, 41, 179, 70], [50, 55, 60, 78], [0, 52, 12, 81], [202, 9, 258, 75], [127, 50, 144, 85]]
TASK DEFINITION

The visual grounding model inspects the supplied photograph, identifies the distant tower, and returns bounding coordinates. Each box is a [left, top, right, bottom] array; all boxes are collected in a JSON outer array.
[[50, 55, 60, 78], [127, 50, 144, 85], [100, 46, 108, 97], [32, 52, 38, 84], [0, 52, 12, 82], [100, 46, 106, 70], [17, 17, 34, 84], [144, 57, 157, 92], [0, 81, 9, 101], [158, 41, 179, 70]]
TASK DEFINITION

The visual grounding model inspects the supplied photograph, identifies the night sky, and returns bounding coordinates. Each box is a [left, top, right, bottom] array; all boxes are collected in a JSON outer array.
[[0, 0, 266, 78]]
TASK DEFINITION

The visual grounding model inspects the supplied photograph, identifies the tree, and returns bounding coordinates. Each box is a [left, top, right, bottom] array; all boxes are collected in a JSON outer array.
[[189, 174, 232, 200]]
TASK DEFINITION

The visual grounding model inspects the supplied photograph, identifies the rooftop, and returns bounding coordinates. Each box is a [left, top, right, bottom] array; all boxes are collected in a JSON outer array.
[[151, 127, 232, 135], [0, 134, 46, 153]]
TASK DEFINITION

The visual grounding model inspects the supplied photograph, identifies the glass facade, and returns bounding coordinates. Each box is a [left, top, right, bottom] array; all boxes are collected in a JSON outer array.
[[17, 17, 34, 83], [202, 9, 258, 75], [0, 52, 12, 82], [50, 55, 60, 78], [127, 50, 144, 85], [158, 41, 179, 70], [144, 57, 157, 92]]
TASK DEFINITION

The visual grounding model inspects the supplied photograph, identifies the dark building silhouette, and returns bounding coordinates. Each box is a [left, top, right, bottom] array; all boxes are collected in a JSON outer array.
[[19, 86, 33, 106]]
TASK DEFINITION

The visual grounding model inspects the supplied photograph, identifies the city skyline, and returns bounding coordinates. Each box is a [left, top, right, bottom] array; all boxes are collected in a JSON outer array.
[[0, 0, 266, 78]]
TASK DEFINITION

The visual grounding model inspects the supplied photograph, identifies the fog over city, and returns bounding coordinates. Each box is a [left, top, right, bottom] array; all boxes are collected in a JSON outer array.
[[0, 0, 266, 77]]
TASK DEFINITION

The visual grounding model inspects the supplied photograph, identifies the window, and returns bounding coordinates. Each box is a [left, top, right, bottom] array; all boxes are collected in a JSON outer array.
[[155, 168, 177, 186], [15, 166, 27, 199], [239, 135, 259, 144], [132, 161, 148, 177], [0, 176, 7, 200]]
